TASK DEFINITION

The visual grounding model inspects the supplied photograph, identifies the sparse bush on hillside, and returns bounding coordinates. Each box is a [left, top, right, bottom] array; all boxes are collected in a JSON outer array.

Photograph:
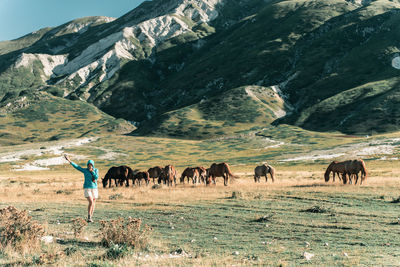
[[109, 193, 124, 200], [32, 251, 65, 265], [230, 191, 243, 199], [71, 217, 88, 238], [301, 206, 331, 213], [99, 217, 152, 250], [105, 242, 130, 260], [0, 206, 45, 252]]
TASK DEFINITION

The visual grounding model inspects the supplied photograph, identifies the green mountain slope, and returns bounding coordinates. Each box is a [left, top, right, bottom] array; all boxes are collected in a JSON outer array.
[[1, 0, 400, 141], [0, 90, 134, 145], [137, 85, 289, 138], [136, 0, 400, 136]]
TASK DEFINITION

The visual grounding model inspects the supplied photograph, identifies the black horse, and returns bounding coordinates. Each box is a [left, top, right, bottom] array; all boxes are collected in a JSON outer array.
[[133, 171, 150, 186], [102, 166, 134, 188]]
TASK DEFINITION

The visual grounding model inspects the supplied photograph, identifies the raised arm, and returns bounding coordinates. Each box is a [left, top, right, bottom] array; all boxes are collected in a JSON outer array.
[[64, 154, 85, 173]]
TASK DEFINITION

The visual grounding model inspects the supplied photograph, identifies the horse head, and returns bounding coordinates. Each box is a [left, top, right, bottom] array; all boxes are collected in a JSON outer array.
[[324, 169, 331, 182], [102, 177, 108, 188], [324, 162, 335, 182]]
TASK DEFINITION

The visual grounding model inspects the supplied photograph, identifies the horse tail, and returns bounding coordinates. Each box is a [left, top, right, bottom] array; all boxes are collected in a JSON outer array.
[[360, 159, 367, 182], [268, 165, 275, 182], [222, 163, 236, 178]]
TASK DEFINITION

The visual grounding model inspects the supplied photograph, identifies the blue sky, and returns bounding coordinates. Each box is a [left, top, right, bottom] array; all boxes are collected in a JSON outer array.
[[0, 0, 146, 41]]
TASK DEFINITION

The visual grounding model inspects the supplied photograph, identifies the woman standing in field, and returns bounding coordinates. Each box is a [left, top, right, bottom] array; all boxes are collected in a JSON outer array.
[[64, 154, 99, 222]]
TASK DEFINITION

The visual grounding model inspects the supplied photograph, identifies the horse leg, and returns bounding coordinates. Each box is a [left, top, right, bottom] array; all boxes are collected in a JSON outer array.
[[333, 172, 335, 182], [342, 173, 347, 184], [354, 173, 359, 185], [265, 174, 268, 183]]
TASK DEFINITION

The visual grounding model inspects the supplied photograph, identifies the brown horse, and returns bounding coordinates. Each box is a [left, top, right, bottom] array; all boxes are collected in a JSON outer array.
[[148, 166, 163, 184], [343, 159, 368, 184], [324, 159, 367, 184], [324, 161, 346, 183], [102, 166, 131, 188], [180, 167, 200, 184], [195, 166, 207, 184], [164, 165, 177, 186], [254, 164, 275, 182], [134, 171, 150, 186], [207, 162, 235, 186]]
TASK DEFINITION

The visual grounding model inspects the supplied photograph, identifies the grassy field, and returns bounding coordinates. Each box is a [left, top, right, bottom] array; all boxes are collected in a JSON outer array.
[[0, 130, 400, 266]]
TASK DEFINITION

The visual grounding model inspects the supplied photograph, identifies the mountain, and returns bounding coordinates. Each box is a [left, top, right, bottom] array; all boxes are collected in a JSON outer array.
[[1, 0, 400, 142]]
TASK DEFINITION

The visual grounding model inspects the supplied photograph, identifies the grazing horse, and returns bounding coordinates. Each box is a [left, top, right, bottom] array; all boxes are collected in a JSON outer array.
[[343, 159, 368, 184], [148, 166, 163, 184], [324, 159, 367, 184], [133, 171, 150, 186], [158, 171, 166, 185], [102, 166, 130, 188], [324, 161, 346, 183], [124, 166, 136, 186], [195, 166, 207, 184], [180, 167, 200, 184], [207, 162, 235, 186], [254, 164, 275, 182], [164, 165, 177, 186]]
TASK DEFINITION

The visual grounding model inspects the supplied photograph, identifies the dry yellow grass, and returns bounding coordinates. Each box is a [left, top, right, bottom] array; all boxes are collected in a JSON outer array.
[[1, 160, 400, 266], [0, 161, 398, 205]]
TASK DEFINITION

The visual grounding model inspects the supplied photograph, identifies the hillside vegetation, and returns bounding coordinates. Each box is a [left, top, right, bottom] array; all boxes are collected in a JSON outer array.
[[0, 0, 400, 141], [0, 90, 134, 145]]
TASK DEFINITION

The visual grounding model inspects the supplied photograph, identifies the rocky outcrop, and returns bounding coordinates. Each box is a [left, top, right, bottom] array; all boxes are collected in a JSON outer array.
[[11, 0, 223, 95]]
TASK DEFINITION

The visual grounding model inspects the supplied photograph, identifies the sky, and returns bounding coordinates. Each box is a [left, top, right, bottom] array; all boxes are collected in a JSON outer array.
[[0, 0, 147, 41]]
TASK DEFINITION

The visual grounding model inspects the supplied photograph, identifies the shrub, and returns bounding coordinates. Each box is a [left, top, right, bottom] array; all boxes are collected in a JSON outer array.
[[105, 242, 130, 259], [71, 218, 88, 238], [87, 262, 115, 267], [99, 217, 152, 250], [32, 251, 65, 265], [56, 190, 72, 195], [301, 206, 331, 213], [63, 246, 78, 256], [231, 191, 243, 199], [109, 193, 123, 200], [0, 206, 44, 252], [151, 184, 162, 190]]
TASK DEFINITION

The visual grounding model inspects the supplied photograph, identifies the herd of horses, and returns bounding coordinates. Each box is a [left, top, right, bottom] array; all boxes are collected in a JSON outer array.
[[102, 162, 275, 188], [101, 159, 367, 188]]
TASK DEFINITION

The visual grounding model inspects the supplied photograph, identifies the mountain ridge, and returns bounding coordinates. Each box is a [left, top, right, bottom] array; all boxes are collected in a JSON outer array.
[[1, 0, 400, 142]]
